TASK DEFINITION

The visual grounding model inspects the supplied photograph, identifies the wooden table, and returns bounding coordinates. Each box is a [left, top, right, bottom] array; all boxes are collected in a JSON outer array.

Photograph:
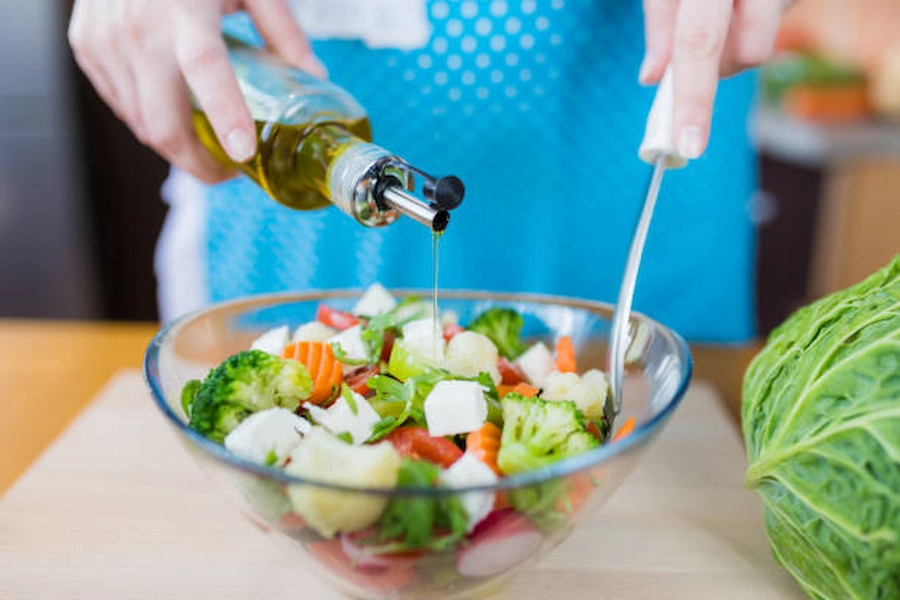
[[0, 320, 158, 494], [0, 321, 803, 598]]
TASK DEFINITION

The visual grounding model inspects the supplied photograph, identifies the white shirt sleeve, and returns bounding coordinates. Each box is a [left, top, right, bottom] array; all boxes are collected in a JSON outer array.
[[154, 167, 210, 323]]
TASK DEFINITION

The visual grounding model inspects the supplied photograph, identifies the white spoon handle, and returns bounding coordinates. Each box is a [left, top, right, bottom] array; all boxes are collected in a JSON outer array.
[[638, 67, 688, 168]]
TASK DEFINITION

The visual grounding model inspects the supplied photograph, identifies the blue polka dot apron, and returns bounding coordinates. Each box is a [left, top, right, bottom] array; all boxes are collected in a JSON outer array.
[[202, 0, 758, 342]]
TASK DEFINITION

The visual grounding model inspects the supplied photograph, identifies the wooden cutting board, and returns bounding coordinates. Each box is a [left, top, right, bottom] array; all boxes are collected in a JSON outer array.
[[0, 370, 803, 599]]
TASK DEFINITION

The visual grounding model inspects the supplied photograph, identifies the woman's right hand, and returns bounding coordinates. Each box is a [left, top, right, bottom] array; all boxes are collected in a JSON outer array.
[[68, 0, 325, 183]]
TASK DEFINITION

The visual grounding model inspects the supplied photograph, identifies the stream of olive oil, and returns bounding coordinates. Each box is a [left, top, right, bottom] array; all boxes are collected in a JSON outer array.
[[432, 230, 442, 359]]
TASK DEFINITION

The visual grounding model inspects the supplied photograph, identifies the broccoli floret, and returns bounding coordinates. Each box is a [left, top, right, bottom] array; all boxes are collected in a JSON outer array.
[[497, 393, 599, 475], [466, 307, 527, 360], [184, 350, 312, 443]]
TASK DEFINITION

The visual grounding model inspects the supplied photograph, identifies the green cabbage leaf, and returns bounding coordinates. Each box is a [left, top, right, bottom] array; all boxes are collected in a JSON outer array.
[[743, 255, 900, 599]]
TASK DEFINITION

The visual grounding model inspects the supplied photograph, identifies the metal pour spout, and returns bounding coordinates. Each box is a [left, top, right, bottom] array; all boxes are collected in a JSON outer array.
[[381, 186, 451, 231], [376, 173, 465, 233]]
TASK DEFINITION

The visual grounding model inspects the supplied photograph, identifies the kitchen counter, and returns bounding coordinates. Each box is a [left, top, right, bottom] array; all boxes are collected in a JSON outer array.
[[0, 320, 158, 494]]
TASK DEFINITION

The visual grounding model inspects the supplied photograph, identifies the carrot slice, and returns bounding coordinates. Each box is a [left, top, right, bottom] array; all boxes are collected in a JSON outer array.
[[466, 422, 502, 475], [283, 341, 342, 405], [554, 335, 576, 373], [611, 416, 635, 442], [496, 384, 515, 397], [512, 382, 539, 397], [497, 382, 539, 398]]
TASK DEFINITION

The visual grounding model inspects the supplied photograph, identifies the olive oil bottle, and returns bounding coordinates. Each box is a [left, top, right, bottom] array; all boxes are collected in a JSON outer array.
[[193, 36, 464, 230]]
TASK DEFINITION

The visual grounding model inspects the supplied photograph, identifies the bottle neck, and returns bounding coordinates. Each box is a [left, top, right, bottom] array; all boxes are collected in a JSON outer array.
[[328, 143, 451, 231], [328, 142, 397, 227]]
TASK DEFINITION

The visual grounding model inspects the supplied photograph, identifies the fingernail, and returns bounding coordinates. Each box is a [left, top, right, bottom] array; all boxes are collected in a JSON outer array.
[[678, 126, 704, 159], [638, 57, 652, 85], [226, 128, 255, 162]]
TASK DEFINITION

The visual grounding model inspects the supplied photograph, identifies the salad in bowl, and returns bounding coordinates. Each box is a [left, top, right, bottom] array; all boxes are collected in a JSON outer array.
[[145, 285, 691, 599]]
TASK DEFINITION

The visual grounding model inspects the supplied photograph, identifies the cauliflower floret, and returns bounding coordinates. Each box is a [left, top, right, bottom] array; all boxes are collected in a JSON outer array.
[[442, 331, 502, 385], [286, 428, 402, 538], [542, 368, 610, 420], [250, 326, 290, 355], [440, 309, 460, 327], [292, 321, 337, 343]]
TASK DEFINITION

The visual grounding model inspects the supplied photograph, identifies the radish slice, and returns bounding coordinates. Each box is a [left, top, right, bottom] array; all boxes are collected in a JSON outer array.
[[456, 509, 543, 578], [309, 538, 418, 594], [339, 531, 423, 570]]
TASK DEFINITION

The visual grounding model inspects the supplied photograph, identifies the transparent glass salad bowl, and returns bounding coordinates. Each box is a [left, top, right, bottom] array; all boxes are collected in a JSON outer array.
[[144, 290, 692, 600]]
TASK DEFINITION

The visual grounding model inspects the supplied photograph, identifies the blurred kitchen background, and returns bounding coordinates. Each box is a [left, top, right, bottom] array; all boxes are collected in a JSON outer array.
[[2, 0, 899, 332]]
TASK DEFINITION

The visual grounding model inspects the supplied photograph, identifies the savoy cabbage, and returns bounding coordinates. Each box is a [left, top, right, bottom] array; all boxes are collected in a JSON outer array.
[[743, 255, 900, 599]]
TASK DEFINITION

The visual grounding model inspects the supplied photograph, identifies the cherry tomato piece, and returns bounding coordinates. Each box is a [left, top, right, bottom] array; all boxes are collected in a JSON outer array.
[[385, 426, 463, 468], [497, 357, 526, 385], [316, 304, 360, 331], [345, 364, 380, 396], [442, 323, 465, 341]]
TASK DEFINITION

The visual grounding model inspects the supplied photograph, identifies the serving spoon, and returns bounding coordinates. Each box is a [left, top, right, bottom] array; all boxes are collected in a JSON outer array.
[[608, 68, 689, 414]]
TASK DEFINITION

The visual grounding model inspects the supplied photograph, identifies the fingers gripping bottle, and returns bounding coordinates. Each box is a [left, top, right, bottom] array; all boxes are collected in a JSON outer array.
[[192, 36, 464, 231]]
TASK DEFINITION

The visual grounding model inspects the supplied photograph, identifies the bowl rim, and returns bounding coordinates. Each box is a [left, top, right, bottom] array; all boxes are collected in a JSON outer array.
[[144, 288, 693, 496]]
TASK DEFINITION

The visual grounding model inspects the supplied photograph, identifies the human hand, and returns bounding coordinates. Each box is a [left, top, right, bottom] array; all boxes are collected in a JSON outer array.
[[640, 0, 791, 159], [68, 0, 326, 183]]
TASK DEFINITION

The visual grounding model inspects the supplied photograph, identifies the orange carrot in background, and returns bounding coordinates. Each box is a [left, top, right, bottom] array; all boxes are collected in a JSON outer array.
[[554, 335, 576, 373], [611, 416, 635, 442], [466, 422, 502, 475], [283, 341, 342, 405], [557, 472, 596, 515]]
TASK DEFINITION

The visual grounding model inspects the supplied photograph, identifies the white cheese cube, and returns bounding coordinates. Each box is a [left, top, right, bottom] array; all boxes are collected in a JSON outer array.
[[402, 317, 445, 364], [352, 282, 397, 316], [542, 368, 609, 420], [443, 331, 502, 386], [424, 380, 488, 437], [250, 325, 290, 356], [328, 325, 370, 372], [292, 321, 337, 343], [440, 452, 498, 531], [303, 391, 381, 445], [224, 407, 309, 466], [514, 342, 555, 387]]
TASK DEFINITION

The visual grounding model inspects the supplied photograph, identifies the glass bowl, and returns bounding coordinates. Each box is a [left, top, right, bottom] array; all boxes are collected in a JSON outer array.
[[144, 290, 692, 600]]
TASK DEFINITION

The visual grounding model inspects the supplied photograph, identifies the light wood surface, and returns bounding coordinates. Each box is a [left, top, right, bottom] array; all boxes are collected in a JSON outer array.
[[0, 370, 803, 599], [0, 320, 158, 495]]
